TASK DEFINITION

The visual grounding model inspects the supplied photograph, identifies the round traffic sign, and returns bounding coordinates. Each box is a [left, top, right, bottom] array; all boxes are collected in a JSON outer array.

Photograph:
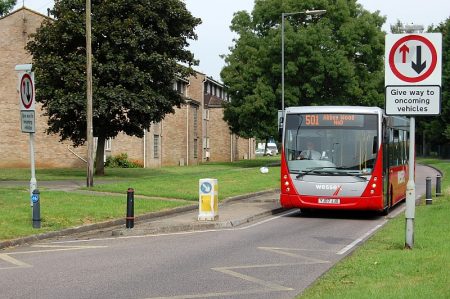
[[20, 73, 34, 109], [200, 182, 212, 194], [31, 194, 39, 204], [388, 35, 438, 83]]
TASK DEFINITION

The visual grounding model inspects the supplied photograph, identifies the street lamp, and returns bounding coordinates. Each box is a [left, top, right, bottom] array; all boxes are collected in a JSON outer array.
[[281, 10, 326, 120]]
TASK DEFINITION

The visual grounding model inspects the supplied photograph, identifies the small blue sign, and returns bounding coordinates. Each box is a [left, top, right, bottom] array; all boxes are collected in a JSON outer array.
[[200, 182, 212, 194], [31, 194, 39, 203]]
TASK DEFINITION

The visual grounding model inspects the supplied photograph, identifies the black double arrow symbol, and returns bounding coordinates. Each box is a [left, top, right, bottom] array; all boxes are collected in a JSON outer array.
[[399, 45, 427, 74]]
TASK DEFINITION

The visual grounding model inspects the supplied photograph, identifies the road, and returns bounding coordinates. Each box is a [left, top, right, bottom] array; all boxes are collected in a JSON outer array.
[[0, 165, 440, 299]]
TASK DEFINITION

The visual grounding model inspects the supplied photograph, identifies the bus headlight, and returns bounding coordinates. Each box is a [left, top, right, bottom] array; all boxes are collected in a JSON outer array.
[[372, 183, 377, 188]]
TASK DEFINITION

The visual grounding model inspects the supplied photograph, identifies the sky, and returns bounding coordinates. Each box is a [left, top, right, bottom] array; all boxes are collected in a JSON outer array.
[[13, 0, 450, 81]]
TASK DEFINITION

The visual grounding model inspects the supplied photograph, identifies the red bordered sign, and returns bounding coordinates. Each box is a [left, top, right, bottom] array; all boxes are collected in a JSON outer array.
[[385, 33, 442, 86], [19, 72, 35, 111]]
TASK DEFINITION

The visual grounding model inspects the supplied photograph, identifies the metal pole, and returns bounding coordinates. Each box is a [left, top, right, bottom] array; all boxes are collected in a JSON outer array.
[[126, 188, 135, 229], [425, 177, 432, 205], [29, 132, 37, 214], [32, 189, 41, 229], [86, 0, 94, 187], [405, 116, 415, 249], [436, 175, 442, 197]]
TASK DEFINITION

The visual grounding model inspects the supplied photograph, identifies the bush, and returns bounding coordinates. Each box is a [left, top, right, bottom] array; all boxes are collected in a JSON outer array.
[[105, 153, 142, 168]]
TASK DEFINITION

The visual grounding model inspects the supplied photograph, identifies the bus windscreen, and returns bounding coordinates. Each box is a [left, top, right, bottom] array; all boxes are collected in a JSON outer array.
[[284, 113, 378, 175]]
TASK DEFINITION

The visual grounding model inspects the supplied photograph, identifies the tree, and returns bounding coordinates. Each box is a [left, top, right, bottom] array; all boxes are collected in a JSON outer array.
[[422, 18, 450, 156], [221, 0, 385, 140], [26, 0, 201, 175], [0, 0, 16, 17]]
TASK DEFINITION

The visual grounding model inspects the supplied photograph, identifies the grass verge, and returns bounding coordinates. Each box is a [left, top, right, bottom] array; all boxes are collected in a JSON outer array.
[[0, 157, 280, 241], [299, 159, 450, 298], [0, 187, 190, 241], [90, 163, 280, 200]]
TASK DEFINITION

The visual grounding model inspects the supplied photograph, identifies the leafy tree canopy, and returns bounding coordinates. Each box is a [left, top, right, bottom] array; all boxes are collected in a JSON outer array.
[[392, 19, 450, 151], [221, 0, 385, 140], [0, 0, 16, 16], [423, 18, 450, 146], [26, 0, 201, 174]]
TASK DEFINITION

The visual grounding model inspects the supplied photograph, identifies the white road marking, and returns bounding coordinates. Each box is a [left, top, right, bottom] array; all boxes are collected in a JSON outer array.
[[258, 247, 331, 263], [337, 223, 385, 255], [145, 288, 285, 299], [49, 209, 302, 245], [213, 264, 295, 291], [0, 245, 106, 270], [6, 244, 107, 255], [0, 253, 32, 270]]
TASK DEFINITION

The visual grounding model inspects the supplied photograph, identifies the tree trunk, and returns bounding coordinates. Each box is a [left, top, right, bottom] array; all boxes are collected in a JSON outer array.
[[95, 137, 105, 176], [264, 137, 269, 155]]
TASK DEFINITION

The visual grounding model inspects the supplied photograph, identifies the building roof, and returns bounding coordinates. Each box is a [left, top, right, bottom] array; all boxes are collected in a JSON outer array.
[[0, 6, 49, 21], [204, 94, 226, 109]]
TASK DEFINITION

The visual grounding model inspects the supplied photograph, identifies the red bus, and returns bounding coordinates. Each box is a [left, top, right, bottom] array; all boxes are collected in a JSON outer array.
[[280, 106, 410, 214]]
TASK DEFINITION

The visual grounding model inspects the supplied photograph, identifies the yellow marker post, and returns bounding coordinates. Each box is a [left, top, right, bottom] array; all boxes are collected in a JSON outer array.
[[198, 178, 218, 221]]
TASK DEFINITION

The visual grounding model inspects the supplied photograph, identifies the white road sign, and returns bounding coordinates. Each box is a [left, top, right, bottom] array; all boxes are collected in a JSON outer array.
[[385, 33, 442, 116], [20, 111, 35, 133]]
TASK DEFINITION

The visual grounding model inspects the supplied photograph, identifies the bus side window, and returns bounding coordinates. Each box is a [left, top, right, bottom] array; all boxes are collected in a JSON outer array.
[[388, 128, 394, 167], [393, 129, 400, 166]]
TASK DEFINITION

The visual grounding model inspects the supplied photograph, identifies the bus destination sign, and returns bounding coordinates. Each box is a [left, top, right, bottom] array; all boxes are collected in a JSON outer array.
[[304, 114, 364, 127]]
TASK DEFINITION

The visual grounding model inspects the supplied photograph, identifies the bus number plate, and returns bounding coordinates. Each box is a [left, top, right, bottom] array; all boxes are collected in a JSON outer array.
[[318, 198, 340, 204]]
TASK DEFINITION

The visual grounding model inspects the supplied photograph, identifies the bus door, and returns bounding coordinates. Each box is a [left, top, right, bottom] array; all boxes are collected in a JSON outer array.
[[382, 125, 391, 209]]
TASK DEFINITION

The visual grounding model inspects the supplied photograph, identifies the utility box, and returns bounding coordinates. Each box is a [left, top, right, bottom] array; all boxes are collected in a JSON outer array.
[[198, 178, 218, 221]]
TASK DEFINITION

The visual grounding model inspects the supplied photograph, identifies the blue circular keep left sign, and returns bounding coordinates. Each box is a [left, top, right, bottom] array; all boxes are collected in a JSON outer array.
[[31, 194, 39, 203], [200, 182, 212, 194]]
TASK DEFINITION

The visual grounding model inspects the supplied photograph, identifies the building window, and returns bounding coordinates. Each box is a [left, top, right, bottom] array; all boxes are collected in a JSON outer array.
[[174, 80, 186, 95], [105, 138, 112, 151], [178, 81, 186, 95], [153, 135, 159, 158], [194, 138, 198, 159]]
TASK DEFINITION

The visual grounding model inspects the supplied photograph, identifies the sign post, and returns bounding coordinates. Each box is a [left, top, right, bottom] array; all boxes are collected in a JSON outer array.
[[385, 33, 442, 249], [15, 64, 37, 213]]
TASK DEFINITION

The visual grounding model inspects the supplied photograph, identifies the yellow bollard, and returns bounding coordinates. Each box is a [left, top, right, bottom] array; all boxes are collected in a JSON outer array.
[[198, 178, 218, 221]]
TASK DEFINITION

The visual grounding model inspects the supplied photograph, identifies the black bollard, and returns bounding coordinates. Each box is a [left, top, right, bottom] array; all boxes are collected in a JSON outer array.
[[32, 189, 41, 228], [126, 188, 134, 229], [436, 175, 442, 197], [425, 177, 432, 205]]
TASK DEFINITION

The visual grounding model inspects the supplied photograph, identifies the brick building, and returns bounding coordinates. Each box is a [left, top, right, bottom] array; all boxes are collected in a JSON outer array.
[[109, 73, 256, 167], [0, 8, 86, 168], [0, 7, 254, 169]]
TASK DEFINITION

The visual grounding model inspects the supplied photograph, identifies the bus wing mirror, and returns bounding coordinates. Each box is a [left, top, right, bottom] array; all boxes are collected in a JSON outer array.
[[278, 116, 283, 142], [373, 136, 378, 154]]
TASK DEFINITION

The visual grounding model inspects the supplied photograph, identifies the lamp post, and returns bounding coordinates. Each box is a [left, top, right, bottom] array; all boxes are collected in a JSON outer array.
[[281, 10, 326, 120], [86, 0, 94, 187]]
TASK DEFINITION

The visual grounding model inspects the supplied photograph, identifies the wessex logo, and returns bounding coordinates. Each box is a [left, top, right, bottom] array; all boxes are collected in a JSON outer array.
[[315, 184, 340, 190], [316, 184, 342, 196]]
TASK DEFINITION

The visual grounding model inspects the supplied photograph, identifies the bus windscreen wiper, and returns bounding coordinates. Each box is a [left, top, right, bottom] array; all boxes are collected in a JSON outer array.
[[296, 167, 337, 179], [296, 167, 367, 181]]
